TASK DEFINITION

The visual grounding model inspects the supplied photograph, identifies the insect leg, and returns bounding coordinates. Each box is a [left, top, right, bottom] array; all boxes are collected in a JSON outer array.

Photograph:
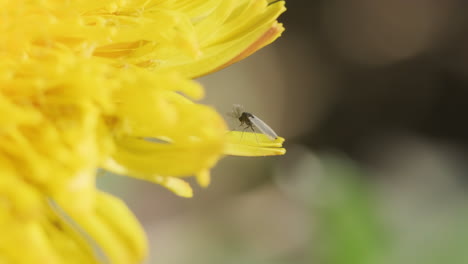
[[240, 126, 249, 141], [249, 125, 258, 143]]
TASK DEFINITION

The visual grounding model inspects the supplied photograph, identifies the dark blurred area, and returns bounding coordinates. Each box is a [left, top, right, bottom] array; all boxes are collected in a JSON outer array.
[[100, 1, 468, 263], [282, 0, 468, 155]]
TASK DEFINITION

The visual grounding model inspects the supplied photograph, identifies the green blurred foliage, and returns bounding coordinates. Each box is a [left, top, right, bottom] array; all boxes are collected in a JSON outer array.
[[314, 156, 387, 264], [310, 155, 468, 264]]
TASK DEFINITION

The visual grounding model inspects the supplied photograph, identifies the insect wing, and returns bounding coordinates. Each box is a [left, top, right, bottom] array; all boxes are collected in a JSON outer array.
[[227, 104, 244, 119], [249, 114, 278, 140]]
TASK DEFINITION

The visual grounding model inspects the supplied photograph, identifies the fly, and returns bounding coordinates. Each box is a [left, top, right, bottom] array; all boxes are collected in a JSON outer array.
[[228, 104, 278, 140]]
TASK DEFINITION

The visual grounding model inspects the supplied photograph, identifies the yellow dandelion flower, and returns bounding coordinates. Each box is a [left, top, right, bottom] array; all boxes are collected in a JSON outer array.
[[1, 0, 286, 263]]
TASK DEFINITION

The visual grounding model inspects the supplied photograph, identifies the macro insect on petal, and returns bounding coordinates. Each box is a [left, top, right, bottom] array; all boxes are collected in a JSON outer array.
[[229, 104, 279, 140]]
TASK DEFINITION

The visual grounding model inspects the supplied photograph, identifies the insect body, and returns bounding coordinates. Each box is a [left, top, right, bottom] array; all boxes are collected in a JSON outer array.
[[229, 104, 278, 140], [238, 112, 255, 129]]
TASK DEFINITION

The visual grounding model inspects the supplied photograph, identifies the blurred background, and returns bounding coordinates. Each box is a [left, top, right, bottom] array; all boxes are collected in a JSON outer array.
[[99, 1, 468, 263]]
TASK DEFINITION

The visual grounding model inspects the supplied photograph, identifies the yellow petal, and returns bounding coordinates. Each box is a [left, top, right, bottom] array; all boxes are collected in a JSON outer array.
[[110, 134, 223, 177], [95, 192, 148, 260], [225, 131, 286, 156], [150, 176, 194, 198], [111, 78, 227, 178], [57, 192, 148, 264], [206, 22, 285, 75], [196, 170, 211, 188], [157, 1, 287, 78]]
